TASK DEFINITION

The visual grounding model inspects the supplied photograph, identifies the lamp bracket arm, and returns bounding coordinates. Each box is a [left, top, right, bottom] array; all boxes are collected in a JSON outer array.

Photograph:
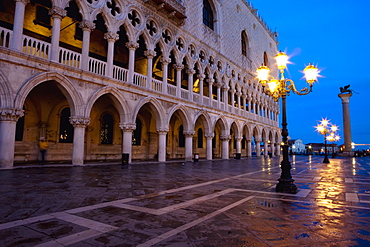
[[285, 79, 312, 96]]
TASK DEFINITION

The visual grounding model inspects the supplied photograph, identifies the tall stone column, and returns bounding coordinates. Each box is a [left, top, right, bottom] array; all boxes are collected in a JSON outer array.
[[80, 20, 95, 70], [246, 139, 252, 157], [255, 139, 261, 157], [198, 74, 205, 105], [216, 82, 222, 109], [144, 50, 156, 89], [205, 133, 214, 160], [104, 31, 119, 77], [235, 137, 242, 156], [186, 69, 195, 101], [184, 131, 194, 161], [70, 117, 90, 165], [157, 128, 168, 162], [49, 6, 66, 62], [120, 124, 136, 164], [175, 64, 184, 97], [0, 108, 24, 168], [338, 93, 353, 153], [161, 58, 170, 94], [220, 135, 231, 159], [11, 0, 29, 51], [208, 78, 214, 106], [126, 41, 139, 84]]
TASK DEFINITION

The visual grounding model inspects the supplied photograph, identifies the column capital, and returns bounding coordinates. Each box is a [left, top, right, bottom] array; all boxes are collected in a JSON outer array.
[[15, 0, 30, 5], [183, 131, 195, 137], [119, 123, 136, 132], [144, 49, 156, 58], [204, 133, 214, 139], [235, 137, 243, 141], [49, 6, 67, 19], [0, 108, 24, 121], [197, 74, 205, 80], [206, 78, 215, 85], [79, 20, 95, 31], [338, 93, 352, 103], [69, 117, 90, 128], [104, 31, 119, 42], [186, 69, 196, 75], [126, 41, 139, 50], [174, 64, 184, 71], [220, 135, 231, 141], [157, 128, 169, 134], [160, 57, 171, 64]]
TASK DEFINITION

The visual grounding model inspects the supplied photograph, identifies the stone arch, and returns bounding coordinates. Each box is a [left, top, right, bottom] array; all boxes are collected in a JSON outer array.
[[166, 104, 192, 132], [14, 72, 84, 116], [133, 97, 166, 130], [0, 71, 12, 108], [193, 110, 212, 134], [213, 115, 228, 135], [85, 86, 130, 124]]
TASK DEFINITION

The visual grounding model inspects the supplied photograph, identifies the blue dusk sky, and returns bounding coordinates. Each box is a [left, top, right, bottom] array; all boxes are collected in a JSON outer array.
[[250, 0, 370, 149]]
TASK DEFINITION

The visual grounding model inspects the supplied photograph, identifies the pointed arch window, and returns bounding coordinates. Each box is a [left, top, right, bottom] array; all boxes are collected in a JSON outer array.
[[263, 52, 269, 66], [100, 113, 114, 144], [203, 0, 214, 30], [197, 128, 203, 148], [59, 108, 74, 143], [178, 125, 185, 147], [241, 31, 249, 56], [132, 118, 142, 146]]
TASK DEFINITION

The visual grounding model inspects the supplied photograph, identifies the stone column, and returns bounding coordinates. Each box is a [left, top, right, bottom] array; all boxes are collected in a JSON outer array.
[[220, 135, 231, 159], [70, 117, 90, 165], [104, 31, 119, 78], [184, 131, 194, 161], [230, 89, 235, 113], [0, 108, 24, 168], [255, 139, 261, 157], [275, 141, 281, 156], [175, 64, 184, 97], [120, 123, 136, 164], [11, 0, 29, 51], [205, 133, 214, 160], [161, 58, 170, 94], [49, 6, 66, 61], [216, 82, 222, 109], [208, 78, 214, 106], [198, 74, 205, 105], [157, 128, 168, 162], [80, 20, 95, 70], [144, 50, 156, 89], [338, 93, 353, 152], [187, 69, 195, 101], [235, 137, 242, 156], [222, 85, 228, 111], [126, 41, 139, 84], [246, 139, 252, 157]]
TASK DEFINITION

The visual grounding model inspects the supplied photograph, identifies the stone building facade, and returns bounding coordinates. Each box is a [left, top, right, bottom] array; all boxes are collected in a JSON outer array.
[[0, 0, 281, 168]]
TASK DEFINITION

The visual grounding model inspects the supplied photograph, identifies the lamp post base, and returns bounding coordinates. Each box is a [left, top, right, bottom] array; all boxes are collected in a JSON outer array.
[[276, 178, 297, 194], [323, 156, 330, 163]]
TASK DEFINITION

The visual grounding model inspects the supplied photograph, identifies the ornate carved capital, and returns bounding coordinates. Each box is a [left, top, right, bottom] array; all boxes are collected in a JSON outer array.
[[157, 128, 169, 134], [204, 133, 214, 139], [15, 0, 30, 5], [0, 108, 24, 121], [220, 135, 231, 141], [183, 131, 195, 137], [206, 78, 214, 85], [144, 49, 156, 58], [197, 74, 205, 80], [119, 123, 136, 132], [126, 41, 139, 50], [104, 31, 119, 42], [235, 137, 243, 142], [49, 6, 67, 19], [160, 57, 171, 64], [69, 117, 90, 128], [186, 69, 196, 75], [174, 64, 184, 70], [79, 20, 95, 32]]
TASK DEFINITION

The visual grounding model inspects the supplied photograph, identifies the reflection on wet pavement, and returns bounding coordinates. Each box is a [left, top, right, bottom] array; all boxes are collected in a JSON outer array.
[[0, 156, 369, 246]]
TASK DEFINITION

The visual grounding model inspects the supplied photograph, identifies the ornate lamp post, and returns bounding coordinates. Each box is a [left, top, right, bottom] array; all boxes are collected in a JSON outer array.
[[256, 51, 319, 194], [315, 119, 339, 163]]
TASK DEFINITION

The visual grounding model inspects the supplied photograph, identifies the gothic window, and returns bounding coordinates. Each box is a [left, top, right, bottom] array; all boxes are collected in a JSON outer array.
[[241, 31, 249, 56], [203, 0, 214, 30], [263, 52, 269, 66], [34, 5, 51, 28], [132, 118, 142, 146], [197, 128, 203, 148], [59, 108, 74, 143], [15, 115, 25, 141], [178, 125, 185, 147], [100, 113, 113, 144]]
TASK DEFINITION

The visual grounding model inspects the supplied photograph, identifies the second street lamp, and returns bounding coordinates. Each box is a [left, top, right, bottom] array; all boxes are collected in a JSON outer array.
[[256, 51, 319, 194], [315, 119, 340, 163]]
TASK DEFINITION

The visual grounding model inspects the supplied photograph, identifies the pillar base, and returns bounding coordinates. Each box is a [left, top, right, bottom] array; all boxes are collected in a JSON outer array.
[[276, 178, 297, 194]]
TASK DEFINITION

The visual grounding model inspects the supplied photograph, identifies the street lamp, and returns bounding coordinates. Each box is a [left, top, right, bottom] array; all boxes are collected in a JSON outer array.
[[314, 119, 339, 163], [256, 51, 319, 194]]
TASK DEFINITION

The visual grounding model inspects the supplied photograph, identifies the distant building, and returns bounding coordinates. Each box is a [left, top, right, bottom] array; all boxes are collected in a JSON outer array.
[[287, 139, 305, 154], [306, 143, 339, 155]]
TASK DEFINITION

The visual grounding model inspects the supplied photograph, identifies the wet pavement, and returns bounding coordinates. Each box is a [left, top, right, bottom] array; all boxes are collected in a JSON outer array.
[[1, 155, 370, 246]]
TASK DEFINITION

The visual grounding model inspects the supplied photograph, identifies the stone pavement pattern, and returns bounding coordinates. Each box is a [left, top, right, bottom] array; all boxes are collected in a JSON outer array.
[[0, 156, 370, 246]]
